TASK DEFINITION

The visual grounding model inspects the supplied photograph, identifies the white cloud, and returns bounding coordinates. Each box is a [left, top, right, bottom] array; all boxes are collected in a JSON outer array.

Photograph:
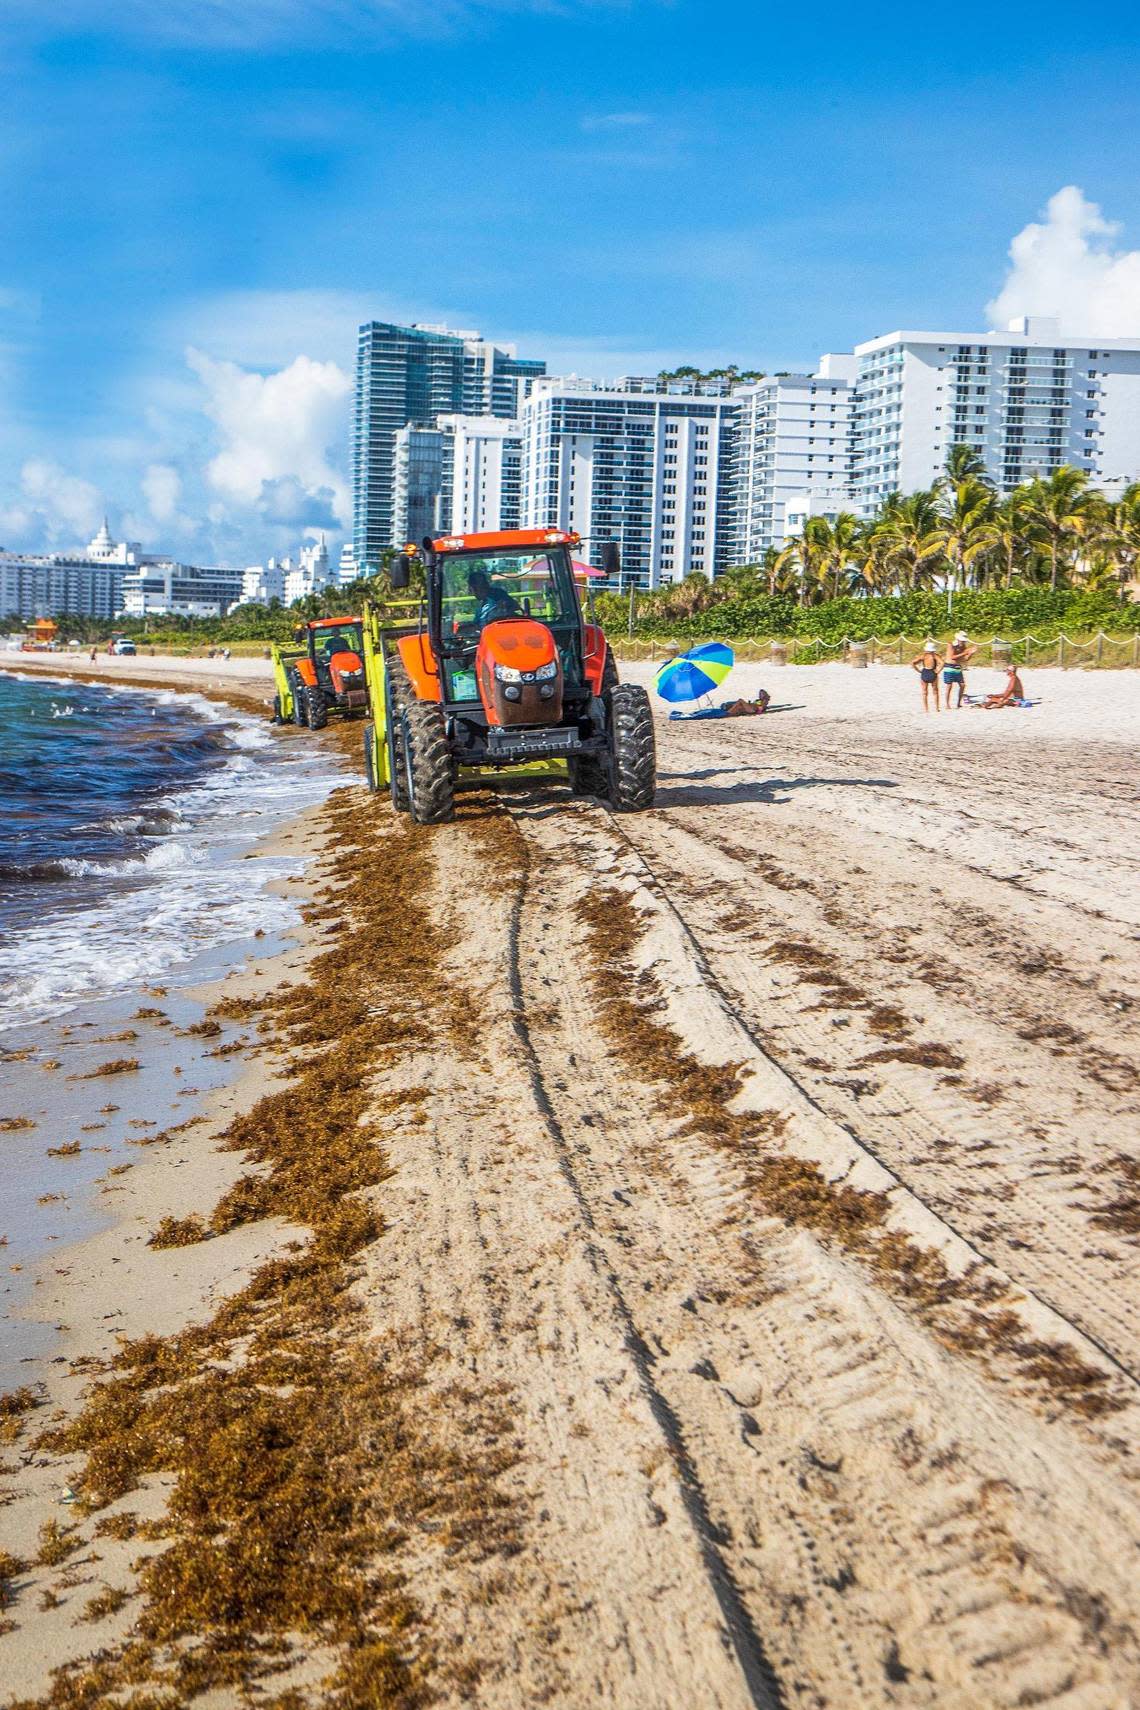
[[580, 111, 653, 132], [187, 347, 352, 528], [141, 462, 182, 525], [0, 459, 103, 547], [8, 0, 636, 50], [987, 186, 1140, 338]]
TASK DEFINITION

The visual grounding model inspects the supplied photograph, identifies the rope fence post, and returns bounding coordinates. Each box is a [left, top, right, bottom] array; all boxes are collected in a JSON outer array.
[[1096, 631, 1104, 666], [1058, 635, 1065, 669]]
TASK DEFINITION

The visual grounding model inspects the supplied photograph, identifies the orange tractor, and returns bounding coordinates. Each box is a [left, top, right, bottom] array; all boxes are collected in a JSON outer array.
[[361, 529, 655, 822], [271, 616, 369, 730]]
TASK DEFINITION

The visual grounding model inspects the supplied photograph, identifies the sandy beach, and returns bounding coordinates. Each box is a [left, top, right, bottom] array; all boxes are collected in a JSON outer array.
[[1, 654, 1138, 1709]]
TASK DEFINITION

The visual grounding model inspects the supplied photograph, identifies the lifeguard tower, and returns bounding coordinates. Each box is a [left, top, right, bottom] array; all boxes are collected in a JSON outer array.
[[22, 619, 58, 651]]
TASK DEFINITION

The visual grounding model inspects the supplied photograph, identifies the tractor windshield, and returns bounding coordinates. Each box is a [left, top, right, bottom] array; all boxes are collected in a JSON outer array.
[[440, 547, 579, 640], [311, 623, 362, 660]]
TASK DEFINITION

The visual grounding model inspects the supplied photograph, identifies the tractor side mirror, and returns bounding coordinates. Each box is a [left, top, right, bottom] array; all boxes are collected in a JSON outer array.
[[390, 553, 411, 591], [601, 540, 621, 577]]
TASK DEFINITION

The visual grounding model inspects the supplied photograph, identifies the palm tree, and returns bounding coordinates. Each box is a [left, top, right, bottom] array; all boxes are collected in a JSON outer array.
[[1112, 481, 1140, 588], [933, 473, 997, 595], [775, 513, 864, 605], [943, 443, 990, 485], [984, 489, 1035, 590], [1018, 467, 1095, 590], [867, 490, 943, 593]]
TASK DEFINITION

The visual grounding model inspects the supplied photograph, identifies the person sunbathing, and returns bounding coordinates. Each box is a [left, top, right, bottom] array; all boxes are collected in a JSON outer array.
[[981, 664, 1027, 708], [723, 690, 771, 716]]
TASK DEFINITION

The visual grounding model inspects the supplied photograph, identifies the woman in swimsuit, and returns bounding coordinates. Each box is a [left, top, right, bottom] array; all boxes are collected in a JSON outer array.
[[910, 639, 943, 713]]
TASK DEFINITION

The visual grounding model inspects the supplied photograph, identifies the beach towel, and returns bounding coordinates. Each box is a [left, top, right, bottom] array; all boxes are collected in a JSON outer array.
[[669, 705, 736, 720]]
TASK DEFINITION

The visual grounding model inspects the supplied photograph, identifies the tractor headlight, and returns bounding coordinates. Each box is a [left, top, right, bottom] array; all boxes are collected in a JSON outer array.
[[494, 663, 522, 683], [503, 684, 522, 702], [534, 660, 558, 681]]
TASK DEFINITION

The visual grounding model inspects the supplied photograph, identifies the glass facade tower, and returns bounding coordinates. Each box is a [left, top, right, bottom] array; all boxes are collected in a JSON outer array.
[[352, 322, 545, 570]]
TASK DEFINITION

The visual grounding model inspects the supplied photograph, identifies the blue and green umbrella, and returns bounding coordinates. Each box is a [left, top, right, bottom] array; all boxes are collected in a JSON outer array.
[[654, 642, 735, 703]]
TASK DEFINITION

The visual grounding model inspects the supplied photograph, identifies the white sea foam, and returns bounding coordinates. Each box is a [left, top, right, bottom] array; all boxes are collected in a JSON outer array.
[[0, 699, 344, 1031]]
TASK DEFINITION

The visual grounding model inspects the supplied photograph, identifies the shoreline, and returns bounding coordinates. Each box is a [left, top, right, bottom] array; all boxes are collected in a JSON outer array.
[[0, 668, 365, 1700]]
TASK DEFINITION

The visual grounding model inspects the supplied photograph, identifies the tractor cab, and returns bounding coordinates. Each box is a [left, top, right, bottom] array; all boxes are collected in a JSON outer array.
[[360, 528, 656, 824], [432, 541, 587, 719]]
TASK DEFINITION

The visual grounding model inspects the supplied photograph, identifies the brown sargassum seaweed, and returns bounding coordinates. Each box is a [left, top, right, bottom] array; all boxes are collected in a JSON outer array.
[[10, 790, 517, 1710]]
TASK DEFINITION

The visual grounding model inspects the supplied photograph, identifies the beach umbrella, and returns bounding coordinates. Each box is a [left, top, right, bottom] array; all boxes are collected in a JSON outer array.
[[654, 642, 735, 703]]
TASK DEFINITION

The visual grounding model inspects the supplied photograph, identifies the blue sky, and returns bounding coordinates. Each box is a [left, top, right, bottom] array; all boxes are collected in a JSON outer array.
[[2, 0, 1139, 563]]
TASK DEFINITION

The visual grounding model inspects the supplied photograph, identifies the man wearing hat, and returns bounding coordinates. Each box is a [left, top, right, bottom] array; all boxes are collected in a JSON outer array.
[[943, 631, 975, 708]]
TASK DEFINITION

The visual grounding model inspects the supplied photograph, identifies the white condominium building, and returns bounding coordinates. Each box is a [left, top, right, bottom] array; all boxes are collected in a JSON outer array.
[[520, 377, 737, 588], [436, 415, 524, 535], [732, 354, 857, 559], [851, 316, 1140, 509]]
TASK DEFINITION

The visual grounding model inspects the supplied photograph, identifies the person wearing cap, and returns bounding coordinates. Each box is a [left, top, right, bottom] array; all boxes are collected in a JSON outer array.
[[942, 631, 975, 708], [910, 638, 944, 713]]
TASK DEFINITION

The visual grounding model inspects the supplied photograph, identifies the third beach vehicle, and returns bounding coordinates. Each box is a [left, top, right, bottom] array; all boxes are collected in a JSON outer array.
[[271, 616, 368, 730], [360, 528, 655, 823]]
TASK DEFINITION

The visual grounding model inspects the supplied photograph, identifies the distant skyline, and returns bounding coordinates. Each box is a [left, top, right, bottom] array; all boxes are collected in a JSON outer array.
[[2, 0, 1139, 563]]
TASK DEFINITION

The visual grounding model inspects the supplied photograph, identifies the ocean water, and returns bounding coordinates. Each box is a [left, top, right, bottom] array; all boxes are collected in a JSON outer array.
[[0, 672, 342, 1030]]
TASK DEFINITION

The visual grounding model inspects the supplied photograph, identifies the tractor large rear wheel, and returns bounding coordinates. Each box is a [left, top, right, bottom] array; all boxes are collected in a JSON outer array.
[[306, 683, 329, 730], [606, 684, 656, 812], [401, 699, 454, 825]]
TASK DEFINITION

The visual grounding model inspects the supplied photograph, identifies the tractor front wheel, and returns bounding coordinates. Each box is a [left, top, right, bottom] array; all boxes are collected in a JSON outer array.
[[606, 684, 656, 812], [306, 683, 329, 730], [401, 700, 454, 824], [290, 676, 307, 727], [363, 722, 379, 792], [385, 665, 411, 813]]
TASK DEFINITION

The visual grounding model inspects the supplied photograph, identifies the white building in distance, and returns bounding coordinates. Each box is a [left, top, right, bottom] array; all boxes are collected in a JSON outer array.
[[850, 316, 1140, 510], [240, 538, 334, 607], [121, 561, 245, 618], [732, 355, 857, 559], [520, 377, 738, 588]]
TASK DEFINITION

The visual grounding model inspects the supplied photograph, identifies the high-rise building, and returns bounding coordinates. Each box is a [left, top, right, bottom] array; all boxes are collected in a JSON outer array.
[[437, 415, 524, 535], [732, 355, 857, 559], [520, 377, 738, 589], [392, 425, 444, 548], [352, 321, 545, 569], [850, 317, 1140, 510], [1, 523, 152, 619]]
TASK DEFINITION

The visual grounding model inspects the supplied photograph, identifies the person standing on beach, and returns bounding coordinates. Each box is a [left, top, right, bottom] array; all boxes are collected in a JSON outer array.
[[911, 639, 943, 712], [943, 631, 974, 708]]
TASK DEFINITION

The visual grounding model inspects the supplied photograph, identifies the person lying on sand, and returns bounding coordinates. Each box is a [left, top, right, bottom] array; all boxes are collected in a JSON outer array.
[[723, 691, 771, 717], [911, 639, 943, 712], [980, 663, 1027, 709]]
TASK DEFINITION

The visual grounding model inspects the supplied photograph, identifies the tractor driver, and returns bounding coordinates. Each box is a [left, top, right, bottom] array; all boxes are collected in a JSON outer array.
[[468, 568, 521, 629]]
